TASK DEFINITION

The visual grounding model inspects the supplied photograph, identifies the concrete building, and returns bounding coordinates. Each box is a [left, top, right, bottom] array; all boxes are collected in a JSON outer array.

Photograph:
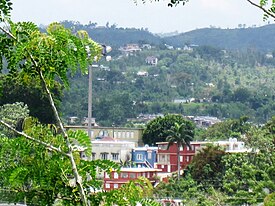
[[103, 167, 161, 191], [65, 125, 144, 146], [91, 137, 136, 163], [131, 145, 158, 168]]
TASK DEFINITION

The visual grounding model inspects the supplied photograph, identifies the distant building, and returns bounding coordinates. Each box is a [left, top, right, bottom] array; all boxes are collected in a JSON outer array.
[[215, 138, 248, 153], [81, 117, 98, 127], [67, 116, 79, 125], [119, 44, 141, 56], [137, 71, 149, 76], [145, 56, 158, 66], [65, 125, 144, 146], [132, 145, 158, 168], [103, 167, 161, 191], [91, 137, 135, 163], [183, 45, 193, 51], [192, 116, 221, 127], [142, 44, 152, 49], [156, 141, 207, 173], [265, 53, 273, 59]]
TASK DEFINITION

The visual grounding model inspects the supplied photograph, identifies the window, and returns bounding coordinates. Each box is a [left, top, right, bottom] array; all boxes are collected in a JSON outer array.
[[114, 172, 118, 179], [100, 153, 108, 160], [136, 154, 143, 160], [180, 156, 183, 162], [105, 173, 110, 178], [114, 184, 118, 189], [130, 132, 134, 138], [186, 156, 190, 162], [112, 153, 119, 161], [105, 183, 110, 188], [121, 173, 128, 178], [91, 153, 96, 160], [179, 146, 183, 151], [147, 151, 152, 159], [129, 173, 136, 179], [158, 144, 167, 150]]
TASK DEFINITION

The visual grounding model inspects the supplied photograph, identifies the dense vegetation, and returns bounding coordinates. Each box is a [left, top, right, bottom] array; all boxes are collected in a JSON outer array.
[[154, 116, 275, 205], [59, 21, 275, 52], [61, 41, 275, 126]]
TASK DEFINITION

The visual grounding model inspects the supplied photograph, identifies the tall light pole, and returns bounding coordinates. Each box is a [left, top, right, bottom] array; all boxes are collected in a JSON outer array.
[[87, 45, 111, 139]]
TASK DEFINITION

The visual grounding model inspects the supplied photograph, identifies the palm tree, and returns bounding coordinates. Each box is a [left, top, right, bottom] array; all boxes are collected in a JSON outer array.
[[166, 121, 194, 180]]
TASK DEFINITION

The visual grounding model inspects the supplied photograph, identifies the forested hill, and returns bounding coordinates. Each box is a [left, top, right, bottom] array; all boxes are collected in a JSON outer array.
[[60, 21, 162, 47], [163, 24, 275, 51], [60, 21, 275, 51]]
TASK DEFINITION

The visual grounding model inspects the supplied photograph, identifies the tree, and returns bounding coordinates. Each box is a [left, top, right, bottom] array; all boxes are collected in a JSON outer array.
[[136, 0, 275, 20], [0, 102, 29, 137], [200, 116, 251, 141], [189, 144, 226, 189], [0, 2, 113, 205], [142, 114, 193, 145], [0, 105, 120, 205], [0, 74, 62, 124], [166, 121, 194, 180]]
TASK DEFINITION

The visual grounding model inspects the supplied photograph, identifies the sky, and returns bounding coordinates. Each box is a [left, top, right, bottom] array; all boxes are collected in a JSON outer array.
[[11, 0, 268, 34]]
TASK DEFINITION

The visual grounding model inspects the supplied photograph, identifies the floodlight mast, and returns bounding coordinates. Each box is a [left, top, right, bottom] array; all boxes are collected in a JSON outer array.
[[87, 45, 111, 139]]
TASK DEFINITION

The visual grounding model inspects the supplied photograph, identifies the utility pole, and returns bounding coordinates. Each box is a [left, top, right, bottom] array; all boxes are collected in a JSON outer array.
[[87, 45, 112, 139]]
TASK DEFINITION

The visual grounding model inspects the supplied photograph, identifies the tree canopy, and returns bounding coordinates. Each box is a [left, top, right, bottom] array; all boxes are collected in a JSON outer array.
[[142, 114, 195, 145]]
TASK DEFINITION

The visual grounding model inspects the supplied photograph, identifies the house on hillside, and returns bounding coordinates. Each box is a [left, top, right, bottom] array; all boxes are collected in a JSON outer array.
[[137, 71, 148, 76], [64, 125, 144, 146], [103, 167, 161, 191], [155, 141, 208, 173], [119, 44, 141, 56], [90, 137, 135, 163], [132, 145, 158, 168], [145, 56, 158, 66]]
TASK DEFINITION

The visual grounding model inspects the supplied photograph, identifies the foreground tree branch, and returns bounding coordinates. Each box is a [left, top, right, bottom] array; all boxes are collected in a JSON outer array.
[[38, 70, 88, 206], [0, 23, 89, 206], [246, 0, 275, 19], [0, 120, 69, 157]]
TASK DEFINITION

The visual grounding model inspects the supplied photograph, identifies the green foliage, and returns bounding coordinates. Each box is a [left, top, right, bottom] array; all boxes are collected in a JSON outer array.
[[62, 40, 275, 126], [189, 144, 226, 189], [0, 21, 102, 88], [142, 114, 192, 145], [166, 121, 194, 149], [89, 177, 160, 206], [199, 116, 251, 141], [0, 73, 62, 124], [0, 102, 29, 137], [0, 0, 12, 21], [0, 118, 122, 205], [166, 121, 195, 180], [264, 192, 275, 206], [222, 152, 274, 205]]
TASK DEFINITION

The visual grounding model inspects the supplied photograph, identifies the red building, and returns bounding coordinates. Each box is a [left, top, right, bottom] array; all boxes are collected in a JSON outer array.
[[103, 167, 161, 191], [156, 141, 208, 173]]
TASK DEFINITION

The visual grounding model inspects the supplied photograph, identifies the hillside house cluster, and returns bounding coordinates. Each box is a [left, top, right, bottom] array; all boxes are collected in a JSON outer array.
[[66, 125, 247, 191], [96, 139, 248, 190]]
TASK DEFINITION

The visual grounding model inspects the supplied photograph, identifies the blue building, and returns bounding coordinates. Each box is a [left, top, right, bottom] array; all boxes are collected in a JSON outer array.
[[131, 145, 158, 168]]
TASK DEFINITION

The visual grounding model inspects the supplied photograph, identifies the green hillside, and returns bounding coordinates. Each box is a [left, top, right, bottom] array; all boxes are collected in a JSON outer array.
[[61, 45, 275, 126], [163, 24, 275, 51], [60, 21, 275, 52]]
